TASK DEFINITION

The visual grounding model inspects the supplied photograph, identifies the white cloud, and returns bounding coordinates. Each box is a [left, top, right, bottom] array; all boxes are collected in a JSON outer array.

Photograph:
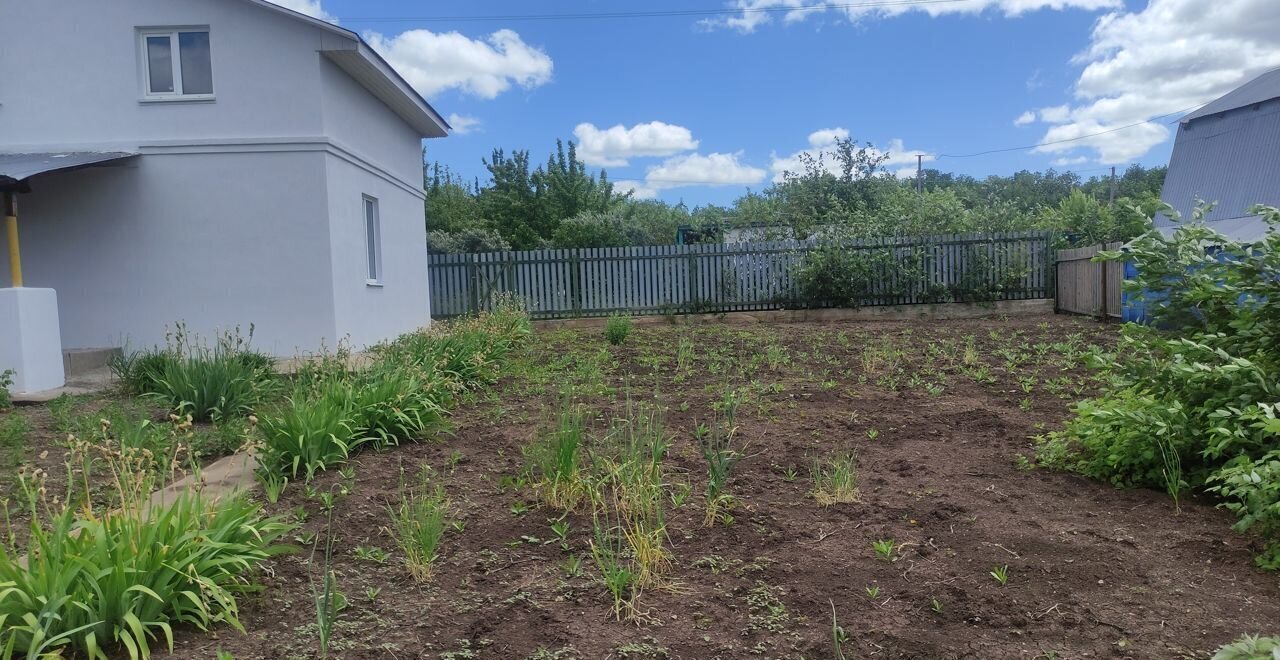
[[1019, 0, 1280, 163], [364, 28, 554, 100], [769, 128, 935, 183], [267, 0, 336, 22], [705, 0, 1119, 33], [613, 179, 661, 200], [574, 122, 700, 167], [1051, 156, 1090, 166], [446, 114, 481, 135], [646, 152, 767, 188], [615, 152, 767, 198], [1013, 111, 1037, 127]]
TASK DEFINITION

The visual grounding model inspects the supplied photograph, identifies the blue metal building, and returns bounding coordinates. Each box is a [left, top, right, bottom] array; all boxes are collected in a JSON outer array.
[[1123, 68, 1280, 322], [1157, 67, 1280, 240]]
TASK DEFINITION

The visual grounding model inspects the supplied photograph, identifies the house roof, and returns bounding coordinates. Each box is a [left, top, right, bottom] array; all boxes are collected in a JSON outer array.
[[1180, 67, 1280, 124], [243, 0, 450, 138], [0, 152, 138, 191], [1155, 215, 1274, 244]]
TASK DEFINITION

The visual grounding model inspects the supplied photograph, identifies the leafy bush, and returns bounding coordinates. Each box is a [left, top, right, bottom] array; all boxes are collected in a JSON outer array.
[[604, 314, 632, 345], [0, 444, 292, 659], [1212, 634, 1280, 660], [1039, 205, 1280, 566], [793, 245, 893, 309], [1209, 450, 1280, 570], [0, 369, 14, 409]]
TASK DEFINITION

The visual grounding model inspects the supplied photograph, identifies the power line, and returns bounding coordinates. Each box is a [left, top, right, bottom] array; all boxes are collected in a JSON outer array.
[[938, 105, 1203, 159], [340, 0, 971, 23]]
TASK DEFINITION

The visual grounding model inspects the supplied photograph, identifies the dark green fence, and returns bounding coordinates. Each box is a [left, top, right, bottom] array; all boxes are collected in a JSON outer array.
[[427, 231, 1055, 320]]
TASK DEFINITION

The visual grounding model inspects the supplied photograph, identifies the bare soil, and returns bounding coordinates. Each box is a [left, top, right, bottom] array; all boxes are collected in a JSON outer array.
[[146, 314, 1278, 659]]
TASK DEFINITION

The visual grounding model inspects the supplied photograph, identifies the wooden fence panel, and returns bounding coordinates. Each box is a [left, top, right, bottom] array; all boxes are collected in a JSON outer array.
[[1055, 241, 1123, 319], [427, 231, 1056, 320]]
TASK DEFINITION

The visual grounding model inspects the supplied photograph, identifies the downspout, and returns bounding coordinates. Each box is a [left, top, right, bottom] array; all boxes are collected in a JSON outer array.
[[3, 191, 21, 288]]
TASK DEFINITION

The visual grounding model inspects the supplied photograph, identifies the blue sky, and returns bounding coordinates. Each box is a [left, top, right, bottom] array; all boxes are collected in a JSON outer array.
[[279, 0, 1280, 206]]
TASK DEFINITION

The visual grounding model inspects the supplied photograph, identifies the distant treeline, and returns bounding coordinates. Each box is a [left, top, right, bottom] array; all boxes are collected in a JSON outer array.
[[424, 137, 1166, 253]]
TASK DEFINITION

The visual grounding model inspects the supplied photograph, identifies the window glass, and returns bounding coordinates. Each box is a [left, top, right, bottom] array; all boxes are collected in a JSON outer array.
[[364, 198, 380, 281], [178, 31, 213, 95], [146, 36, 174, 93]]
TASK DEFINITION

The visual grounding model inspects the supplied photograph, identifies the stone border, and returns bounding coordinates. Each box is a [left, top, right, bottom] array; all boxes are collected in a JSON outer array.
[[533, 298, 1055, 330]]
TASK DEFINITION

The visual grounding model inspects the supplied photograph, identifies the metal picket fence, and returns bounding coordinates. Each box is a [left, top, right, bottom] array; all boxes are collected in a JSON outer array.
[[428, 231, 1056, 320]]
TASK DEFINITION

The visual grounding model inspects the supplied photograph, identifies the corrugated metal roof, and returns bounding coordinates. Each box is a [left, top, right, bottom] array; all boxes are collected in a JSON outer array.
[[1155, 215, 1274, 244], [0, 152, 138, 187], [1181, 67, 1280, 123], [1158, 100, 1280, 224]]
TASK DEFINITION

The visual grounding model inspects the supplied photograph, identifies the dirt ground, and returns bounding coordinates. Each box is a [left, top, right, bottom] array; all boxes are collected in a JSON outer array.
[[151, 313, 1278, 659]]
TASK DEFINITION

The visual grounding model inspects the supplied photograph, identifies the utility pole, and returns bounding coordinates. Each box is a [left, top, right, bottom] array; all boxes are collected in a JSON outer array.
[[915, 154, 924, 227], [1108, 165, 1116, 205]]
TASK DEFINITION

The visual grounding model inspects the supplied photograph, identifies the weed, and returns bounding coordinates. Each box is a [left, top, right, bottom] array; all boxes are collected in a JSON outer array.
[[990, 564, 1009, 586], [872, 538, 896, 562], [864, 585, 880, 598], [605, 314, 633, 345], [811, 451, 859, 506], [931, 597, 944, 613], [388, 467, 449, 581], [695, 397, 745, 526], [830, 600, 849, 660], [354, 545, 390, 564]]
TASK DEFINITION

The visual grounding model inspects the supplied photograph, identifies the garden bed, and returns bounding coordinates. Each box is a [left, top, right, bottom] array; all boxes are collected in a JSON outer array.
[[150, 314, 1279, 659]]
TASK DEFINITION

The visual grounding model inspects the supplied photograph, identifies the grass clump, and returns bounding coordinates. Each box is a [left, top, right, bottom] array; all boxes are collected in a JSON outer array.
[[0, 440, 293, 659], [695, 392, 745, 526], [810, 451, 859, 506], [525, 402, 587, 511], [121, 323, 275, 422], [388, 467, 450, 581], [604, 314, 632, 346], [258, 381, 355, 481]]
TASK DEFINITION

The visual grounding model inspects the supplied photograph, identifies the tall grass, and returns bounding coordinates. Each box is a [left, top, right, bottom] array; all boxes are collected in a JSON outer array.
[[695, 394, 745, 526], [388, 467, 449, 581], [585, 405, 671, 598], [525, 403, 587, 511], [0, 442, 293, 659]]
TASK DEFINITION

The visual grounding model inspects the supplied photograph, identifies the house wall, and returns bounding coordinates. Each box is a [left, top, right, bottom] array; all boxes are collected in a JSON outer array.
[[1159, 98, 1280, 224], [324, 154, 431, 349], [0, 0, 327, 150], [5, 151, 339, 356], [0, 0, 439, 357]]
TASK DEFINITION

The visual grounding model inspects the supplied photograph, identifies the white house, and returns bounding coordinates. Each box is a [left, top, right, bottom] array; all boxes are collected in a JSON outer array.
[[0, 0, 449, 393]]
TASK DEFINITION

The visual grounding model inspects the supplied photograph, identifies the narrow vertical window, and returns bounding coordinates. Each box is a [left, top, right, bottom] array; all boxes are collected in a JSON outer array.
[[364, 196, 382, 284], [145, 35, 175, 93]]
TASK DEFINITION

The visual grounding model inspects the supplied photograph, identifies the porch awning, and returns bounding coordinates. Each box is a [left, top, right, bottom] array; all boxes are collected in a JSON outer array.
[[0, 152, 138, 190]]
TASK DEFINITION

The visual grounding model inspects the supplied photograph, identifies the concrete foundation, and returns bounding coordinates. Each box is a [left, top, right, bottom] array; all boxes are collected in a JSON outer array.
[[0, 287, 66, 393]]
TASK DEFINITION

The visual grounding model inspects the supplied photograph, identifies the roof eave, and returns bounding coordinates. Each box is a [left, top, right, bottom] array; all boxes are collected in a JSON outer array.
[[242, 0, 449, 139]]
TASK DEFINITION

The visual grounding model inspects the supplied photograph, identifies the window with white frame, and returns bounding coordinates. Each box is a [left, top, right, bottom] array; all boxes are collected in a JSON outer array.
[[139, 28, 213, 98], [363, 196, 383, 284]]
